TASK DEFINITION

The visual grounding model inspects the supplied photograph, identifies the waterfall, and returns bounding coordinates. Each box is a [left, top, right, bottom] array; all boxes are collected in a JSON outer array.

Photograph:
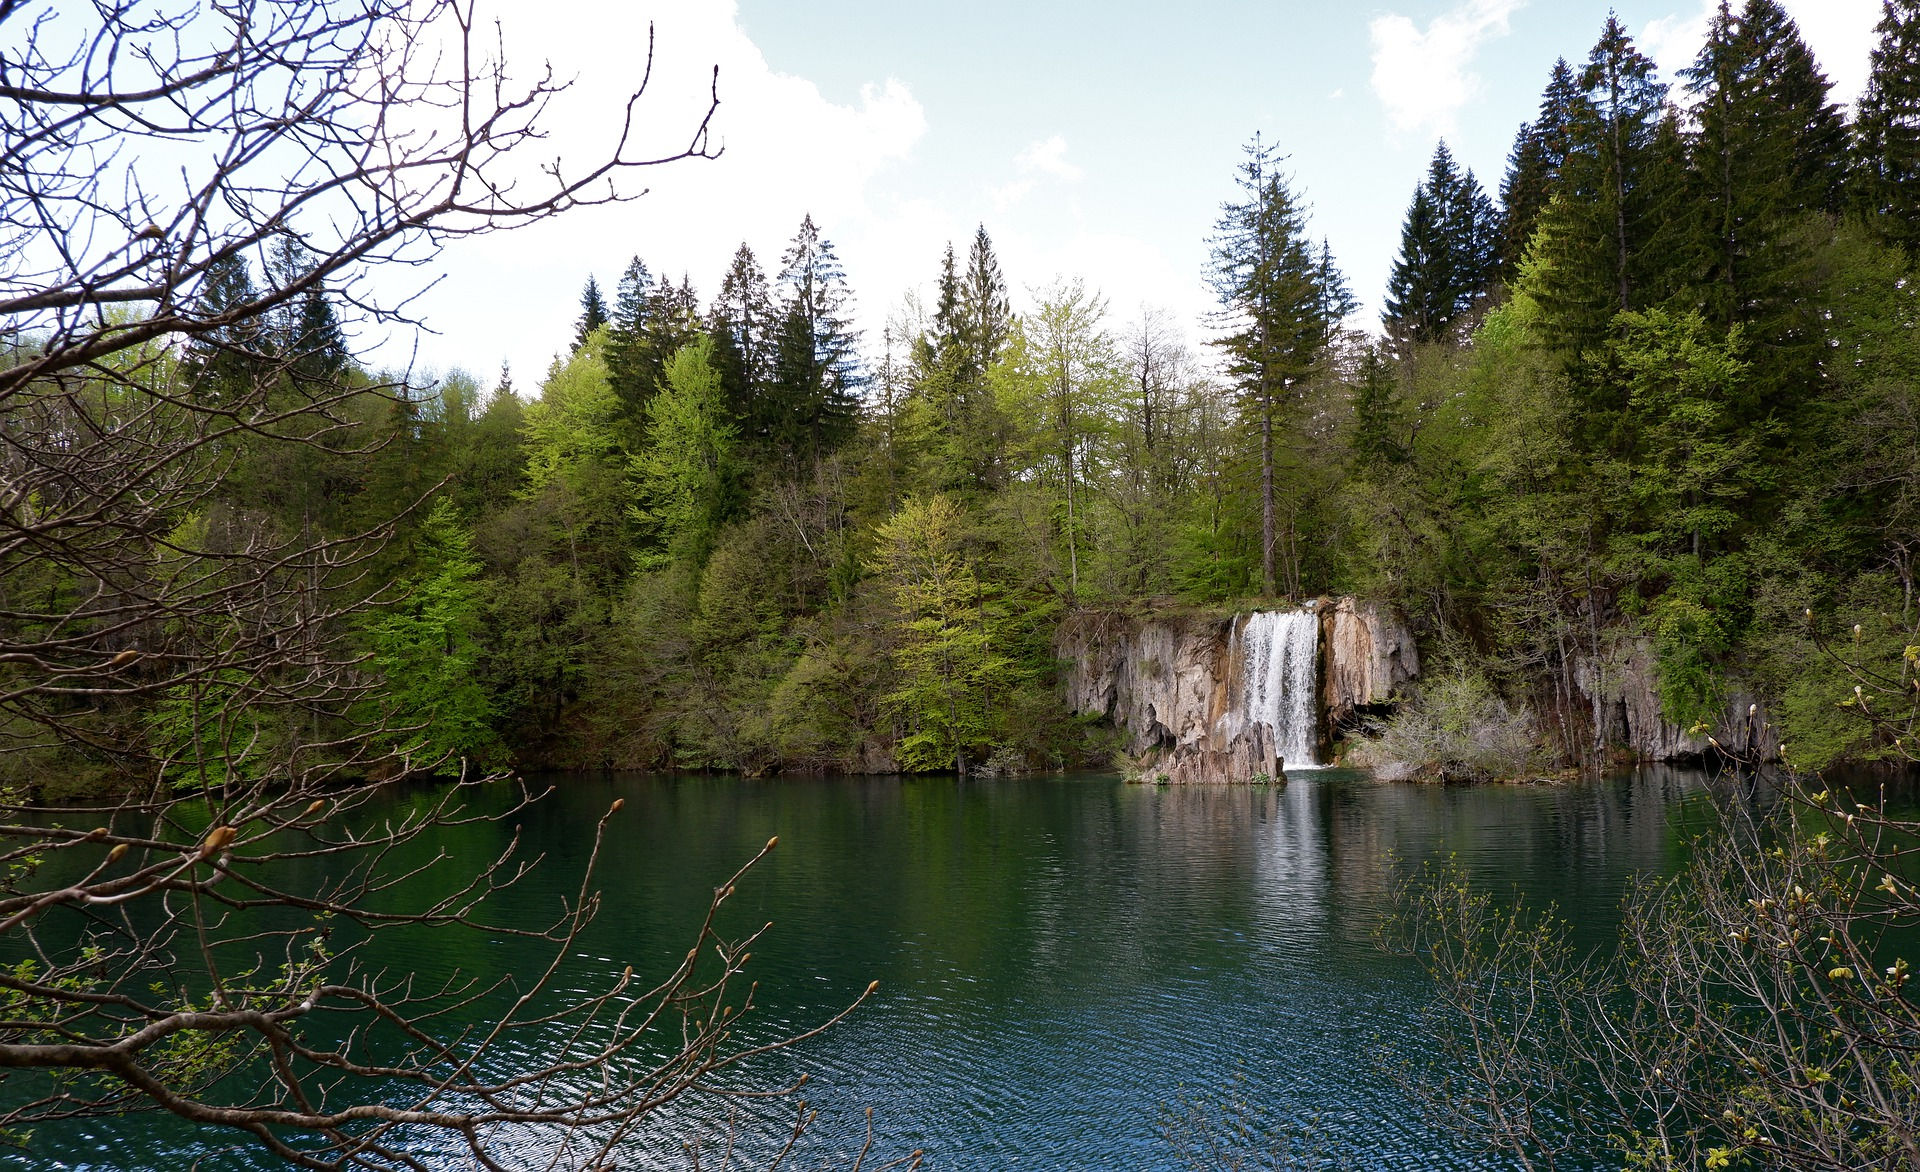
[[1236, 610, 1321, 769]]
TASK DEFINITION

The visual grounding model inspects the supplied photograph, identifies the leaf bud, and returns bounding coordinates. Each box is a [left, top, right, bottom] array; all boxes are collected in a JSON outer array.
[[198, 825, 237, 859]]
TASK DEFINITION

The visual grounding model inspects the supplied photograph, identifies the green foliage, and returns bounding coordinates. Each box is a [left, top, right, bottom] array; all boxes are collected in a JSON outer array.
[[869, 495, 1031, 773], [147, 671, 281, 791], [363, 500, 503, 770], [631, 336, 738, 566]]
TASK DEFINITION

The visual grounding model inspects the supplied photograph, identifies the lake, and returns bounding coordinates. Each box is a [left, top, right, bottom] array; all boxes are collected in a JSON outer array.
[[31, 766, 1729, 1170]]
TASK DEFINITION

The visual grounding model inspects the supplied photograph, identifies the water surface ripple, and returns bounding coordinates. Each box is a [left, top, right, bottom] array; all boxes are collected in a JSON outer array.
[[30, 767, 1722, 1170]]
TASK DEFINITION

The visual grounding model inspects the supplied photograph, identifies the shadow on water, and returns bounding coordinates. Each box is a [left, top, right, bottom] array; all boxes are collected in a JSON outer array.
[[18, 766, 1740, 1170]]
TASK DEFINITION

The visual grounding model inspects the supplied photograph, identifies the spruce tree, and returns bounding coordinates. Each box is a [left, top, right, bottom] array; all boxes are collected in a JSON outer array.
[[707, 245, 774, 443], [1349, 345, 1405, 469], [1384, 142, 1498, 348], [1854, 1, 1920, 255], [185, 252, 267, 395], [604, 256, 654, 424], [1499, 59, 1581, 275], [1383, 185, 1449, 346], [1207, 134, 1342, 597], [961, 225, 1013, 378], [574, 276, 609, 352], [1525, 18, 1671, 356], [1681, 0, 1847, 401], [770, 214, 862, 464]]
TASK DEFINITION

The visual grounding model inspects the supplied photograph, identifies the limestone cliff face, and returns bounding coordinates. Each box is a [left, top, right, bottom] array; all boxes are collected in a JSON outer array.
[[1320, 597, 1419, 728], [1574, 635, 1780, 762], [1057, 598, 1418, 782], [1055, 609, 1242, 768]]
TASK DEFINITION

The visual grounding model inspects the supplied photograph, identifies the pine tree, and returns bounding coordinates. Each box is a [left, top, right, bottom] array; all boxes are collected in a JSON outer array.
[[1207, 134, 1343, 597], [291, 287, 349, 382], [1384, 184, 1449, 346], [1315, 240, 1358, 343], [930, 242, 963, 367], [1499, 59, 1581, 275], [1684, 1, 1848, 318], [769, 214, 862, 464], [1525, 18, 1672, 356], [1574, 16, 1670, 313], [604, 256, 654, 424], [961, 225, 1013, 378], [1854, 1, 1920, 255], [574, 276, 609, 352], [1384, 142, 1498, 348], [1681, 0, 1847, 403], [1349, 344, 1405, 469], [707, 245, 774, 443], [185, 252, 267, 395]]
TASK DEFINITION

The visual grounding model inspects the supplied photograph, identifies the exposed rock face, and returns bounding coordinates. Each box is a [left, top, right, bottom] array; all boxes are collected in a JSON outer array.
[[1056, 609, 1240, 769], [1320, 597, 1419, 728], [1057, 598, 1417, 782], [1574, 635, 1780, 762]]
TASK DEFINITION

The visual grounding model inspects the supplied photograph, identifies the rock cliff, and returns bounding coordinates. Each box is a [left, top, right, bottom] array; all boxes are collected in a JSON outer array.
[[1057, 598, 1419, 782], [1321, 597, 1420, 728], [1574, 635, 1780, 762]]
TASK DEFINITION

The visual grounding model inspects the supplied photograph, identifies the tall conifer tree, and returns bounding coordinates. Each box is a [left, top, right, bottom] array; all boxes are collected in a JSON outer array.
[[708, 244, 775, 443], [1855, 1, 1920, 254], [1208, 134, 1344, 597], [961, 225, 1013, 378], [1384, 142, 1498, 347], [573, 276, 608, 352], [1499, 59, 1581, 275], [604, 256, 655, 427], [770, 214, 862, 463], [1526, 18, 1671, 356]]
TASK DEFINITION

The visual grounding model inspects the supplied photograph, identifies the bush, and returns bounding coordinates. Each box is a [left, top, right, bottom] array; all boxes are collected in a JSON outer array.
[[1350, 670, 1544, 782]]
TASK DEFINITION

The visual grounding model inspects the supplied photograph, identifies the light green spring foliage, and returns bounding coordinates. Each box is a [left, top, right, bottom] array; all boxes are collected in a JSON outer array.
[[148, 671, 280, 792], [632, 336, 736, 567], [363, 499, 502, 770], [869, 494, 1022, 772], [522, 329, 622, 499]]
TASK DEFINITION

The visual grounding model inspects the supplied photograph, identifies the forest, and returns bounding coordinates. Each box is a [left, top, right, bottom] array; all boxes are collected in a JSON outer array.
[[6, 2, 1920, 1169], [14, 0, 1920, 794]]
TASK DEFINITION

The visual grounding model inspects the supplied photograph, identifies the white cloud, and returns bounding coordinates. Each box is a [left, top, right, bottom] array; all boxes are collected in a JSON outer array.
[[1369, 0, 1527, 137], [990, 135, 1083, 211], [1782, 0, 1880, 108], [1015, 135, 1083, 183], [1640, 1, 1716, 82], [384, 0, 928, 387], [1643, 0, 1879, 107]]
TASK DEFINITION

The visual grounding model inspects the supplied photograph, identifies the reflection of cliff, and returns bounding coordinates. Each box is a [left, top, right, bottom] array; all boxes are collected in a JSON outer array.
[[1316, 766, 1722, 947], [1056, 599, 1418, 781]]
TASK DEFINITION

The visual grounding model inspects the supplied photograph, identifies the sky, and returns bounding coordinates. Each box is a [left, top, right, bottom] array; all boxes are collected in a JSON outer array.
[[385, 0, 1884, 392]]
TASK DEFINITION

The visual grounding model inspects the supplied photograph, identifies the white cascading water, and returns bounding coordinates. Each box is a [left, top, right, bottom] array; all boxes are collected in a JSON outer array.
[[1235, 611, 1321, 769]]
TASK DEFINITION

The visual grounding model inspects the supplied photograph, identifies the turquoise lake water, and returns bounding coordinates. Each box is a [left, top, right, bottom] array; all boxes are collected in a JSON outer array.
[[26, 766, 1733, 1170]]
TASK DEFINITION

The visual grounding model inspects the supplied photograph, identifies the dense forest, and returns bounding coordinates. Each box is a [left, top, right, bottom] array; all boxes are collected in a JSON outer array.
[[25, 0, 1920, 792]]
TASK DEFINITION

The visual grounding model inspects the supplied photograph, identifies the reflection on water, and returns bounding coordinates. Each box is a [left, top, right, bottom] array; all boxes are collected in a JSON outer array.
[[27, 766, 1736, 1170]]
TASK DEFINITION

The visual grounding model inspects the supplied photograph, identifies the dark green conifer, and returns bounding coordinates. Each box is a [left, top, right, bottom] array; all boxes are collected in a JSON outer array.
[[769, 214, 861, 464], [1384, 142, 1498, 347], [707, 245, 774, 441], [604, 256, 654, 421], [1680, 0, 1846, 400], [574, 276, 608, 352], [1526, 17, 1670, 355], [1207, 134, 1343, 596], [961, 225, 1012, 377], [1854, 1, 1920, 254], [1499, 59, 1581, 275]]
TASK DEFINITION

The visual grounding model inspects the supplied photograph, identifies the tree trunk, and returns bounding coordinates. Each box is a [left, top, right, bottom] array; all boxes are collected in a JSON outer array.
[[1261, 395, 1276, 597]]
